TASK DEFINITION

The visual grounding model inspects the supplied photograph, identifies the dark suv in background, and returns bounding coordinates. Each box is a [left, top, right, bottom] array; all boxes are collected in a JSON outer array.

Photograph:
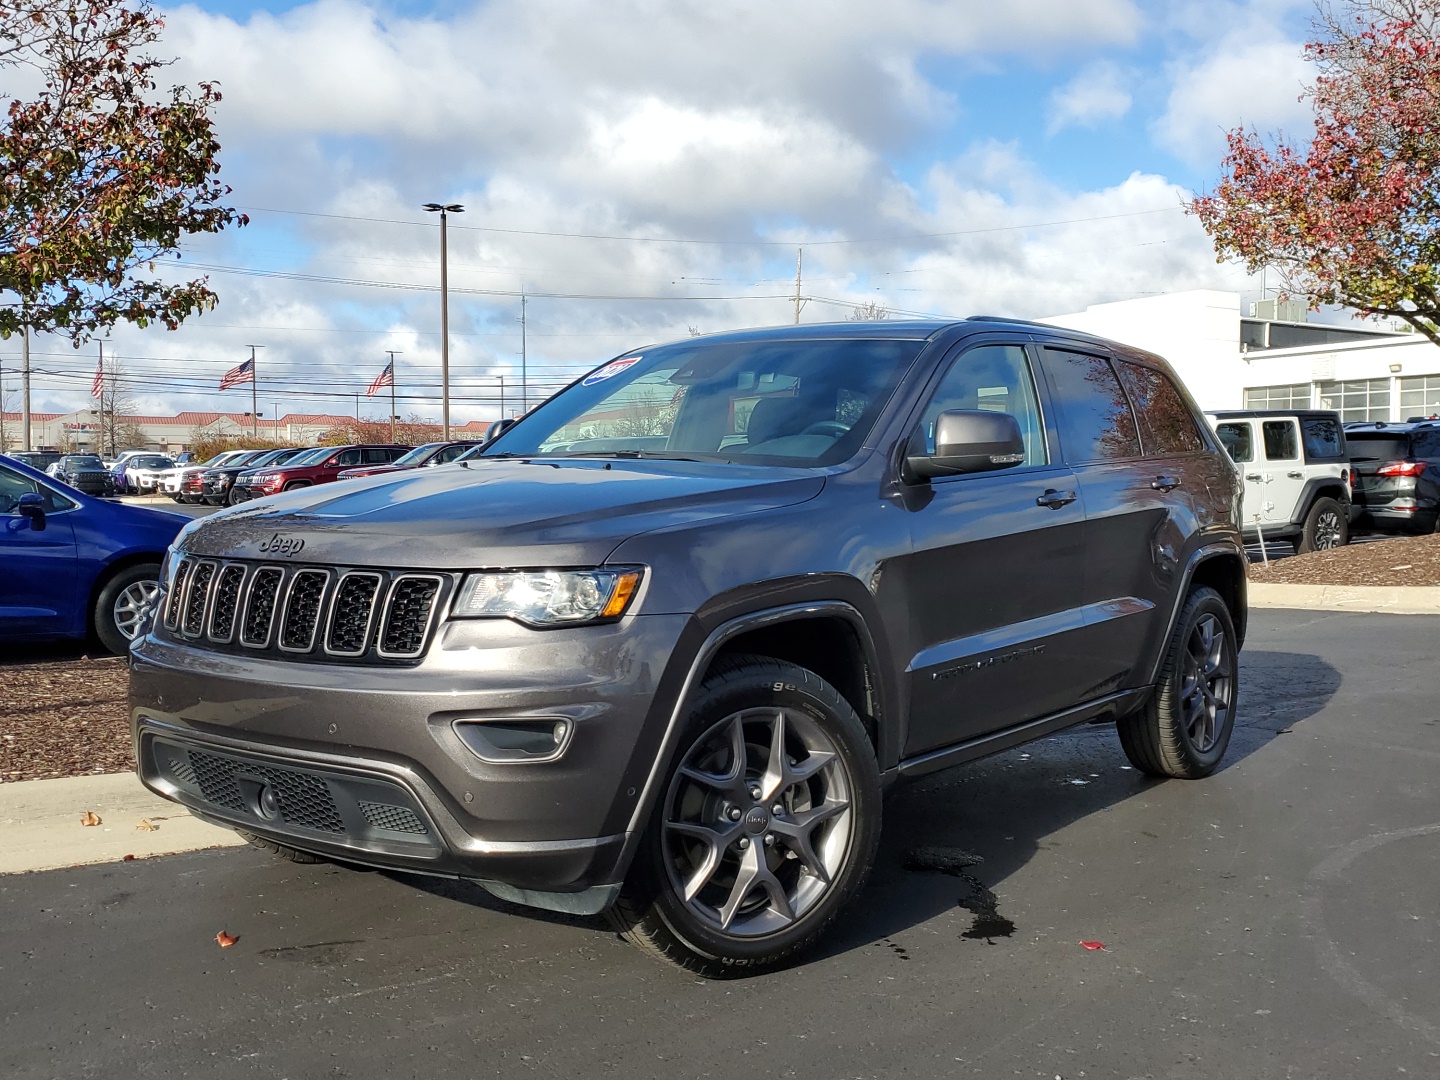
[[132, 320, 1246, 976], [1345, 420, 1440, 534]]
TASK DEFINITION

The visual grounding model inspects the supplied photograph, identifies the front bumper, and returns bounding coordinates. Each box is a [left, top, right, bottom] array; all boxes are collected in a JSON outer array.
[[130, 612, 693, 894]]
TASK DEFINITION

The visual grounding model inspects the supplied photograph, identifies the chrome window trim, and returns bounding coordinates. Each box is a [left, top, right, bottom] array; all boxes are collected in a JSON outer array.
[[277, 568, 331, 653], [376, 573, 446, 659], [322, 571, 385, 657]]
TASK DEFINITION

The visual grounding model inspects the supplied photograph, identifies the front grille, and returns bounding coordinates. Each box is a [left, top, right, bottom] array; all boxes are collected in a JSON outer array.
[[358, 801, 428, 835], [161, 557, 449, 664]]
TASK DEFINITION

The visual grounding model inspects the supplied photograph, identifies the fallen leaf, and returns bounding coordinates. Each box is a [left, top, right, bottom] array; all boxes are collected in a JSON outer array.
[[80, 811, 102, 827], [1080, 940, 1106, 951], [136, 819, 158, 832], [215, 931, 238, 948], [122, 854, 136, 862]]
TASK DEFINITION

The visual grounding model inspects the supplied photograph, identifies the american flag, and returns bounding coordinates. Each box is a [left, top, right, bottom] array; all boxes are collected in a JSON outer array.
[[366, 360, 394, 398], [91, 358, 104, 398], [220, 358, 254, 390]]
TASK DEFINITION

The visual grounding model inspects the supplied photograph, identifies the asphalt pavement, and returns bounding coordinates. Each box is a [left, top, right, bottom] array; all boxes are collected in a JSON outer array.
[[3, 609, 1439, 1079]]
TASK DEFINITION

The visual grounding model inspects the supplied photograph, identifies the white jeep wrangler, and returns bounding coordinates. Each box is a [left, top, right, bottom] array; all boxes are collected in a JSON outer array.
[[1208, 409, 1353, 553]]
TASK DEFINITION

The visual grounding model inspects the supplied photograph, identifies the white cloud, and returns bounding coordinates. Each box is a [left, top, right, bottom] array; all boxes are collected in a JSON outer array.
[[1153, 33, 1312, 165], [1047, 61, 1133, 134]]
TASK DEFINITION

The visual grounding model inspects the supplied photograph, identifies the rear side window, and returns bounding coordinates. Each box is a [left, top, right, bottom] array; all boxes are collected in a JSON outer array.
[[1215, 422, 1253, 463], [1043, 349, 1141, 462], [1114, 361, 1205, 455], [1300, 417, 1346, 461], [363, 448, 398, 464], [1261, 421, 1299, 461], [1413, 431, 1440, 458]]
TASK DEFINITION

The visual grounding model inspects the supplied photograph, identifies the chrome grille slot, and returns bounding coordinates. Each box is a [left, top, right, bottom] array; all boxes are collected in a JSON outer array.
[[241, 567, 284, 647], [279, 569, 329, 652], [378, 574, 443, 658], [325, 572, 383, 656], [207, 564, 247, 642], [164, 558, 193, 630], [181, 561, 216, 637]]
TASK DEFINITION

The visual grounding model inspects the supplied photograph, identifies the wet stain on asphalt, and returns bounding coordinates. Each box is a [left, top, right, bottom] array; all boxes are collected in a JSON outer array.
[[904, 846, 1016, 942], [258, 939, 365, 965]]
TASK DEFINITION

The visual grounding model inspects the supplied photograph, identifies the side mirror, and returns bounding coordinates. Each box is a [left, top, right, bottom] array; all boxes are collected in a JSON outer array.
[[485, 418, 515, 443], [17, 491, 46, 531], [906, 410, 1027, 481]]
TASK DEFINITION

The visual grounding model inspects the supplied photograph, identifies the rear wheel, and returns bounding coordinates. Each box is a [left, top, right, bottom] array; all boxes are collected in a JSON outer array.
[[1117, 586, 1238, 779], [609, 655, 881, 977], [93, 563, 162, 655], [1296, 496, 1348, 553]]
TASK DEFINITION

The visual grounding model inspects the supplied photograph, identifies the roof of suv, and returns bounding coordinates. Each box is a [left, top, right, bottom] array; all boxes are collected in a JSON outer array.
[[1210, 410, 1346, 420], [1344, 420, 1440, 433]]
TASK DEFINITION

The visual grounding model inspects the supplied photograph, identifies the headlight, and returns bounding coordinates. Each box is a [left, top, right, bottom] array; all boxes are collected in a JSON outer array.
[[452, 568, 642, 628]]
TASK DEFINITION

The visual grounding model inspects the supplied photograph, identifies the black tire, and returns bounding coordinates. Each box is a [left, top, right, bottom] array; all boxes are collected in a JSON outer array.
[[608, 654, 881, 977], [283, 480, 311, 491], [92, 562, 162, 655], [1295, 496, 1348, 553], [1117, 586, 1239, 779], [236, 830, 327, 864]]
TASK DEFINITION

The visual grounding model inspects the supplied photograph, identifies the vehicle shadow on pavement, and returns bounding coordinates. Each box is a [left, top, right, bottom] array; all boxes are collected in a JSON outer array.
[[391, 649, 1341, 972], [811, 647, 1342, 966]]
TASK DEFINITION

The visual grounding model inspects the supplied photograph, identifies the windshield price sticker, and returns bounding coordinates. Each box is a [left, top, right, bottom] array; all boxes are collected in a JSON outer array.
[[582, 357, 641, 385]]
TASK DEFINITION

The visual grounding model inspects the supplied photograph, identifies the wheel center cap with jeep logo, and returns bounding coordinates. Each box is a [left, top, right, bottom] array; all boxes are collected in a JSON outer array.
[[742, 805, 771, 834]]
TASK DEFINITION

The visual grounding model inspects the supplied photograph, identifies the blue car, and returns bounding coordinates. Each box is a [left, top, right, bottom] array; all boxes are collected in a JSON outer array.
[[1, 454, 188, 653]]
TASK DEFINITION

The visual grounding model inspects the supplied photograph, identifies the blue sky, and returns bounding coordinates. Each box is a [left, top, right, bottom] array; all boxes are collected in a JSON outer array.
[[8, 0, 1326, 423]]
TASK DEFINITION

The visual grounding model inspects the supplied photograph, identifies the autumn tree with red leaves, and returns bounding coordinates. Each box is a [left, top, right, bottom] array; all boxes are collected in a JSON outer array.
[[0, 0, 244, 343], [1191, 1, 1440, 344]]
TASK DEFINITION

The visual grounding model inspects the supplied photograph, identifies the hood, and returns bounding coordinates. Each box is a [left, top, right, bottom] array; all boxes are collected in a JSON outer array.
[[98, 498, 189, 529], [179, 457, 825, 569]]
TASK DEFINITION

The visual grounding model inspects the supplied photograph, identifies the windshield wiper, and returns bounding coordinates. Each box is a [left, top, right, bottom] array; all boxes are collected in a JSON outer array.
[[558, 450, 707, 462]]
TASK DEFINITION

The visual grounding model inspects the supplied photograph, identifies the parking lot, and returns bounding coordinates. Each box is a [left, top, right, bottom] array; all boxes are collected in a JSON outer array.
[[3, 607, 1437, 1079]]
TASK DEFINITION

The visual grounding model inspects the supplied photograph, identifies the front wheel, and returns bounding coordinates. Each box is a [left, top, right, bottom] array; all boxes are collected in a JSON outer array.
[[1117, 586, 1238, 779], [609, 655, 881, 977], [1296, 496, 1348, 553], [93, 563, 162, 655]]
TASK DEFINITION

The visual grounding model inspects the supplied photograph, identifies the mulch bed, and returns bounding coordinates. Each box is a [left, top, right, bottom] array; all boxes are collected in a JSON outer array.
[[1249, 533, 1440, 586], [1, 655, 133, 783]]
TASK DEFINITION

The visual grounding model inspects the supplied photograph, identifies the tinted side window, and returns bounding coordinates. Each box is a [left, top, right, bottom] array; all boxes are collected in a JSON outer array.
[[1261, 421, 1299, 461], [1412, 431, 1440, 458], [0, 466, 76, 513], [918, 344, 1047, 466], [1216, 422, 1254, 463], [332, 449, 362, 466], [1114, 361, 1204, 455], [434, 444, 469, 463], [1043, 349, 1141, 462], [362, 448, 396, 464], [1300, 417, 1345, 460]]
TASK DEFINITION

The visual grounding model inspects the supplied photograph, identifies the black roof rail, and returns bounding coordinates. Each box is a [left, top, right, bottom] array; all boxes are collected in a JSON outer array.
[[965, 315, 1056, 328]]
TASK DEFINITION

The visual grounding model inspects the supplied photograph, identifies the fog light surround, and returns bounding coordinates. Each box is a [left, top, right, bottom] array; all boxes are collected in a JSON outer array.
[[453, 717, 573, 764]]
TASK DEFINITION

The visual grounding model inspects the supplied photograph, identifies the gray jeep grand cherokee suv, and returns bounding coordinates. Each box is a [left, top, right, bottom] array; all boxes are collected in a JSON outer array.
[[132, 319, 1247, 976]]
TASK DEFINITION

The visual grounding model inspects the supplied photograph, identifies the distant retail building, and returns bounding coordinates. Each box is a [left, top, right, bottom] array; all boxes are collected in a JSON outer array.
[[0, 410, 493, 453], [1044, 290, 1440, 422]]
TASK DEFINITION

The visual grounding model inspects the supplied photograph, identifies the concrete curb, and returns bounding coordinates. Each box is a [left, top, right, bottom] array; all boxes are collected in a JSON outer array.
[[1248, 582, 1440, 614], [0, 772, 245, 875]]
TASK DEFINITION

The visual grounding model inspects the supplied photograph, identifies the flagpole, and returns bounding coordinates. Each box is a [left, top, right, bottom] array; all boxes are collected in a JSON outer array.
[[244, 345, 263, 438], [386, 351, 401, 443]]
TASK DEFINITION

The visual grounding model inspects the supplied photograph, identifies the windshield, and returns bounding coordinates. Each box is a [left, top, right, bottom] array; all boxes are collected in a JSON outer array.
[[65, 456, 104, 468], [283, 447, 331, 467], [133, 456, 172, 468], [483, 337, 926, 466], [203, 453, 233, 466], [391, 444, 442, 467]]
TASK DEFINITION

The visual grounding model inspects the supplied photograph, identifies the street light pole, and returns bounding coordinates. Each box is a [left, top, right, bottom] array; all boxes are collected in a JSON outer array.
[[386, 350, 401, 443], [423, 201, 464, 440], [20, 325, 31, 451], [273, 401, 280, 443], [244, 344, 263, 438]]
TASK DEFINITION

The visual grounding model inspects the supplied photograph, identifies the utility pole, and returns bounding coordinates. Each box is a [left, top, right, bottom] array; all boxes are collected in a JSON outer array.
[[273, 401, 280, 443], [20, 325, 31, 451], [99, 340, 110, 456], [793, 247, 804, 325], [498, 374, 505, 421], [244, 345, 263, 437], [386, 350, 401, 443], [423, 202, 464, 439], [519, 294, 528, 415]]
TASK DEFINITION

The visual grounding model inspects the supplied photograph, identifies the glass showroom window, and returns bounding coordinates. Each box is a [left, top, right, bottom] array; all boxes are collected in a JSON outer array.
[[1242, 384, 1311, 410], [1399, 375, 1440, 418], [1317, 379, 1390, 422]]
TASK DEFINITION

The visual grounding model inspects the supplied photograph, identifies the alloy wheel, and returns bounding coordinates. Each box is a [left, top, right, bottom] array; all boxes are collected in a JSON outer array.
[[662, 707, 854, 938], [1315, 510, 1343, 549], [113, 580, 159, 640], [1181, 613, 1233, 752]]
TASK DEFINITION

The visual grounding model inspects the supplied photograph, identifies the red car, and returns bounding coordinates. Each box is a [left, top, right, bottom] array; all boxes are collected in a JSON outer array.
[[234, 444, 411, 501], [335, 440, 481, 480]]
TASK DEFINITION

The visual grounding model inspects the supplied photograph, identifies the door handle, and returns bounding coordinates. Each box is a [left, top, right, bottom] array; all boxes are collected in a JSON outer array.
[[1036, 489, 1077, 509], [1287, 470, 1304, 479], [1244, 473, 1262, 482], [1151, 475, 1182, 492]]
